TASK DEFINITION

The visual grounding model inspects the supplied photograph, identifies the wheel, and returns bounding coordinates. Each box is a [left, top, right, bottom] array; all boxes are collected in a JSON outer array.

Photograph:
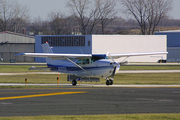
[[109, 79, 113, 85], [106, 80, 110, 85], [72, 80, 77, 86]]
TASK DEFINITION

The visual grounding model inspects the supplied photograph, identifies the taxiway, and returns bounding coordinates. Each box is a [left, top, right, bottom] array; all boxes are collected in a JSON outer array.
[[0, 87, 180, 116]]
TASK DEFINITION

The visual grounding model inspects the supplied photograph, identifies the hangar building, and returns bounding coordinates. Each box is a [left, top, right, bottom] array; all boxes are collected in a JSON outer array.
[[0, 31, 35, 62], [35, 35, 167, 63], [155, 30, 180, 62]]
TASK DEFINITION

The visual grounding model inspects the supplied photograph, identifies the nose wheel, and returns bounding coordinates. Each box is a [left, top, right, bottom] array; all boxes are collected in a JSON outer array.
[[106, 78, 113, 85]]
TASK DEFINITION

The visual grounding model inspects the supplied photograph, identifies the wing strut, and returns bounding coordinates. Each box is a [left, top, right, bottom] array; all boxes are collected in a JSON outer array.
[[120, 56, 129, 64], [66, 57, 92, 76]]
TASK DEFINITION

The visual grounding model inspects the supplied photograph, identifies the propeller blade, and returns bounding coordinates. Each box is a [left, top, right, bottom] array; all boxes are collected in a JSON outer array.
[[111, 66, 116, 77], [107, 52, 115, 62]]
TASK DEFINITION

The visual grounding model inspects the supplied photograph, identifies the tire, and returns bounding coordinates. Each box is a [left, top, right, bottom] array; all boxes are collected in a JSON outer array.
[[106, 80, 110, 85], [72, 80, 77, 86], [109, 79, 113, 85]]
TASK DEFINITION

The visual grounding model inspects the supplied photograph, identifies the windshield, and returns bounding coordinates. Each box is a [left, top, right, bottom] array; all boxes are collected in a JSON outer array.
[[91, 54, 107, 62]]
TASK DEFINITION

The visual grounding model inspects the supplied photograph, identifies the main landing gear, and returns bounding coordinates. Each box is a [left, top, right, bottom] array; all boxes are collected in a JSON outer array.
[[106, 78, 113, 85], [72, 80, 77, 86]]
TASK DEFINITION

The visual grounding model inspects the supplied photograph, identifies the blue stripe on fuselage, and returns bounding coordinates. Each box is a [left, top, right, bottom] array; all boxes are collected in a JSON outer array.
[[47, 64, 113, 71]]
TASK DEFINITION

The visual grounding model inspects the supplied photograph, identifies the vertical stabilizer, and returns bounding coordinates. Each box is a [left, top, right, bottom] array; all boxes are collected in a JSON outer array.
[[41, 43, 53, 53], [41, 43, 54, 65]]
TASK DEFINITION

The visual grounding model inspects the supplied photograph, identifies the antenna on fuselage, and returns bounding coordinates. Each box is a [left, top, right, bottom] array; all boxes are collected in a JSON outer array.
[[80, 49, 84, 54]]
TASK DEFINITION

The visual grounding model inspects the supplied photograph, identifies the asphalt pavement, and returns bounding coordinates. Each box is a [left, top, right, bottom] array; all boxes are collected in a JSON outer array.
[[0, 87, 180, 116], [0, 63, 180, 116]]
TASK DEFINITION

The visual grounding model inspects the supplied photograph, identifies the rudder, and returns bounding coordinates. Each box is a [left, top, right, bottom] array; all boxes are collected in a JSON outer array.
[[41, 43, 53, 53], [41, 43, 54, 65]]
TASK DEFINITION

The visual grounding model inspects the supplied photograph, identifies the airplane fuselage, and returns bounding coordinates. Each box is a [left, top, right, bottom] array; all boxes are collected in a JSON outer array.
[[48, 59, 120, 78]]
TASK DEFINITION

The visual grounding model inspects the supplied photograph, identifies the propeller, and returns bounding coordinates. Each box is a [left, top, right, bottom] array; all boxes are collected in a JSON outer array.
[[107, 52, 129, 65], [107, 52, 120, 78], [111, 66, 117, 77], [107, 52, 115, 62]]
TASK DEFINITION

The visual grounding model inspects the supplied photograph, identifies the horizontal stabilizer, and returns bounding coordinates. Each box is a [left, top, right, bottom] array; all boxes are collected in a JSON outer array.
[[28, 66, 51, 71]]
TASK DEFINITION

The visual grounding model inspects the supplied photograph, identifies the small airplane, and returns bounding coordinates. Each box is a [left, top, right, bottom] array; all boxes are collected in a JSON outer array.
[[16, 42, 168, 86]]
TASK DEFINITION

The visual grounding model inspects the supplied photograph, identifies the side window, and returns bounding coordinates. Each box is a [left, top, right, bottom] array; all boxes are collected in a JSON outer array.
[[76, 59, 90, 65], [76, 59, 82, 65], [83, 59, 89, 64], [90, 57, 94, 63]]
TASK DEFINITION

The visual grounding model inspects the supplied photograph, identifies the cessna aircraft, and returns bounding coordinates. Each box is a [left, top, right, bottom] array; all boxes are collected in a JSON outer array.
[[16, 42, 168, 86]]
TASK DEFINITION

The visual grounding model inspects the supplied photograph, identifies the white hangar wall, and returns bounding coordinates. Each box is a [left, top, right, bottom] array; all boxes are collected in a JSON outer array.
[[92, 35, 167, 62]]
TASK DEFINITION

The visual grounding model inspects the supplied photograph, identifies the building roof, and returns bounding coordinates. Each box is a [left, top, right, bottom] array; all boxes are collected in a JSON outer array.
[[0, 31, 35, 38], [0, 31, 35, 43], [155, 30, 180, 33]]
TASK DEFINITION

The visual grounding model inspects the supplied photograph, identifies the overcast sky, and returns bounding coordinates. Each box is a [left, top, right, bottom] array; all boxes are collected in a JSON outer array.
[[17, 0, 180, 21]]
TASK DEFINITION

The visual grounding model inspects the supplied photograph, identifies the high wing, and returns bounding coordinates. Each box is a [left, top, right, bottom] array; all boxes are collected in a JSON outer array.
[[16, 52, 93, 75], [107, 51, 168, 59], [16, 53, 92, 60]]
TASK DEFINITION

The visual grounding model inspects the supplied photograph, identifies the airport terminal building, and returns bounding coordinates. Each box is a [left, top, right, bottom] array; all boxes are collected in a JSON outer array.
[[35, 35, 167, 63]]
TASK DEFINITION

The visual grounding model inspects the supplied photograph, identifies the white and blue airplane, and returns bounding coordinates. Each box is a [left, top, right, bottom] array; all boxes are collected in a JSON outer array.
[[16, 42, 168, 85]]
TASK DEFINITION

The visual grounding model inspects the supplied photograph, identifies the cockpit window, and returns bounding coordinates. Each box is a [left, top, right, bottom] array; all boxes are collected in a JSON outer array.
[[76, 59, 82, 64], [76, 59, 90, 65], [76, 54, 107, 65]]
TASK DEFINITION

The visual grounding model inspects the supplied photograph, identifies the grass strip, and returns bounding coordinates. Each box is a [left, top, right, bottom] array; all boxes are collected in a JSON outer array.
[[114, 73, 180, 85], [0, 65, 180, 73], [0, 65, 47, 73], [120, 65, 180, 70], [0, 113, 180, 120], [0, 73, 180, 85]]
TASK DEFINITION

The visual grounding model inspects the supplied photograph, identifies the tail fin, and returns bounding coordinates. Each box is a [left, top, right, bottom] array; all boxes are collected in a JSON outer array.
[[41, 43, 55, 65], [41, 43, 53, 53]]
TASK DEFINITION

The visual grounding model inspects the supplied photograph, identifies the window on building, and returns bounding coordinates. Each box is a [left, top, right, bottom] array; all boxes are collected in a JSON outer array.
[[41, 36, 85, 47], [88, 41, 90, 46]]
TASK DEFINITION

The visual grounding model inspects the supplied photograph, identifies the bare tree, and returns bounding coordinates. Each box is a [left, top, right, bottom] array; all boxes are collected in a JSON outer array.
[[29, 16, 50, 35], [48, 11, 71, 35], [67, 0, 117, 35], [67, 0, 97, 35], [121, 0, 172, 35], [97, 0, 117, 34], [0, 0, 29, 32]]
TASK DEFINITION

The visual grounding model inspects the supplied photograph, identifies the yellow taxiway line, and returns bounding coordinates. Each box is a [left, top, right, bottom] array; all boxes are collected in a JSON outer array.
[[0, 91, 87, 100]]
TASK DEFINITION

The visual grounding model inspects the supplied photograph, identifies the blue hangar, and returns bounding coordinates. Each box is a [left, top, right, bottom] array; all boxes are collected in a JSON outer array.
[[155, 30, 180, 62]]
